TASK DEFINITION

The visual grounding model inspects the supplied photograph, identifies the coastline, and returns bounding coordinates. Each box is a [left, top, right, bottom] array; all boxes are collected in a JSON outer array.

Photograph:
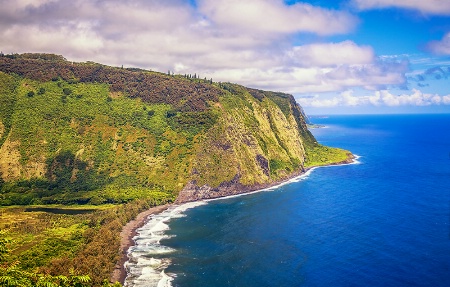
[[175, 152, 355, 204], [113, 153, 356, 284], [111, 203, 172, 285]]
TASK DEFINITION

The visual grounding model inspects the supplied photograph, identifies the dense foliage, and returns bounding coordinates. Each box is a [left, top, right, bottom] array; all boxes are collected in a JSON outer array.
[[0, 54, 329, 206], [1, 198, 169, 285], [0, 53, 351, 284], [0, 54, 222, 112]]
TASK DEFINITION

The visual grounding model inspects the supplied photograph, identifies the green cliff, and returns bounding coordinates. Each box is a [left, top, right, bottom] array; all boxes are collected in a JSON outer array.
[[0, 53, 353, 285], [0, 53, 351, 206]]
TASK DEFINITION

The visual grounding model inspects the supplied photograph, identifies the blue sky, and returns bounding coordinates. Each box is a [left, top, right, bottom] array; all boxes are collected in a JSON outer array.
[[1, 0, 450, 114]]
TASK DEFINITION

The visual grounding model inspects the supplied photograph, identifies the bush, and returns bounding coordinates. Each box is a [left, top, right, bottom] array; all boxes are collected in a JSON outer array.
[[166, 110, 177, 118], [63, 88, 72, 95]]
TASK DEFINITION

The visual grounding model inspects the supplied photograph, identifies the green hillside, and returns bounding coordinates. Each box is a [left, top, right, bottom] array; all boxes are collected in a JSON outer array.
[[0, 53, 352, 285], [0, 53, 351, 206]]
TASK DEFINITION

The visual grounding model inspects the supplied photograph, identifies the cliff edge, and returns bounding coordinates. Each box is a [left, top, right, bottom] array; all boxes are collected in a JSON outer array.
[[0, 53, 351, 206]]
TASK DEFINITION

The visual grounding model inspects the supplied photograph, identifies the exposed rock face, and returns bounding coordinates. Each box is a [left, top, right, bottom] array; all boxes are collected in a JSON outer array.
[[256, 154, 269, 176], [0, 135, 22, 180], [175, 170, 302, 203], [176, 175, 245, 203], [176, 154, 355, 204]]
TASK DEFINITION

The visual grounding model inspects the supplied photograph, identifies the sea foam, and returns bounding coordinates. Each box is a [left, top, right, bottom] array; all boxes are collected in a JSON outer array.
[[124, 201, 207, 287]]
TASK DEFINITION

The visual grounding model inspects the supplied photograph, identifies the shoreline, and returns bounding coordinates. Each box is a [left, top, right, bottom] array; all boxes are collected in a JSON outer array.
[[112, 153, 356, 284], [175, 152, 355, 204], [110, 203, 172, 285]]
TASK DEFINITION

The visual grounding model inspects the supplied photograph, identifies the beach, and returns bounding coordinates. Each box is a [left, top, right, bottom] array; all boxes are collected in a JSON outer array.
[[111, 203, 172, 284]]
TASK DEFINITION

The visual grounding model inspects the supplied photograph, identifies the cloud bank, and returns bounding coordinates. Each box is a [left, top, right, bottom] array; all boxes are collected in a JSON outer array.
[[198, 0, 357, 36], [352, 0, 450, 15], [297, 89, 450, 108], [0, 0, 410, 96], [426, 33, 450, 55]]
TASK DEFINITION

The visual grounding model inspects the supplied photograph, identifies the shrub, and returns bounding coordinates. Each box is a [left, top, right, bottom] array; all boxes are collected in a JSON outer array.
[[63, 88, 72, 95], [166, 110, 177, 118]]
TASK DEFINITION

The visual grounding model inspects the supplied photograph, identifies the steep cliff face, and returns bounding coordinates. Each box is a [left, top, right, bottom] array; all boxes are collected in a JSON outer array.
[[176, 84, 315, 202], [0, 54, 350, 205]]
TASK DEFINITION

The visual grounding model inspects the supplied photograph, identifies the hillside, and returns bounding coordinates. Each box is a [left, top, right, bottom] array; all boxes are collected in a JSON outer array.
[[0, 53, 353, 284], [0, 53, 351, 206]]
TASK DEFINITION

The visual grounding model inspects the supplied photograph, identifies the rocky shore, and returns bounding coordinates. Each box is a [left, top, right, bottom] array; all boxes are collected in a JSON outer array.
[[175, 153, 355, 203]]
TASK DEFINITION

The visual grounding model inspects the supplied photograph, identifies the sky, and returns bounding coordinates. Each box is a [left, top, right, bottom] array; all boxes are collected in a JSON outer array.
[[1, 0, 450, 114]]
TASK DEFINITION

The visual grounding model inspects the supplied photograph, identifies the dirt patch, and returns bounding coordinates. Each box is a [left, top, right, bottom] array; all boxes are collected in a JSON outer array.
[[0, 119, 4, 139], [0, 134, 22, 180]]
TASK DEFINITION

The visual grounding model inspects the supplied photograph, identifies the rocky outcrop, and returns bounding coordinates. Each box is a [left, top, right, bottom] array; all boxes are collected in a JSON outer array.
[[176, 153, 355, 204]]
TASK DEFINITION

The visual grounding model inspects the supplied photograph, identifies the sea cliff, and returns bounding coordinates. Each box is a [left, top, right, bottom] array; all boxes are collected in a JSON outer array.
[[0, 53, 352, 285], [0, 53, 351, 206]]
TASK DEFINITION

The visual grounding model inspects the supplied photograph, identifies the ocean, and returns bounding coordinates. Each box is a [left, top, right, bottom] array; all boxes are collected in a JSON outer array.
[[124, 114, 450, 287]]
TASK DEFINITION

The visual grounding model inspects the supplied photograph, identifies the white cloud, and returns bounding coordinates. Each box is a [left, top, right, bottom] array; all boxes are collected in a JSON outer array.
[[352, 0, 450, 15], [442, 95, 450, 105], [340, 90, 361, 106], [287, 41, 374, 67], [426, 32, 450, 55], [0, 0, 410, 95], [198, 0, 357, 36], [297, 89, 450, 107], [297, 95, 341, 108], [1, 23, 104, 60], [203, 57, 408, 95]]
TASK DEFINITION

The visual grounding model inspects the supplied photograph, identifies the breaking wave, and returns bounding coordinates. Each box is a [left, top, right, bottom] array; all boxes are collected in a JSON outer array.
[[124, 201, 207, 287]]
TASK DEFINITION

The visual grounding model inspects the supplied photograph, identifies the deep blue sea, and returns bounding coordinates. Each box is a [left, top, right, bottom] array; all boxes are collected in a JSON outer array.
[[125, 114, 450, 287]]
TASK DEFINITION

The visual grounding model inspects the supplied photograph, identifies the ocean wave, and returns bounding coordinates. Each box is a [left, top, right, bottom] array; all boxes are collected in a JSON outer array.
[[124, 201, 207, 287]]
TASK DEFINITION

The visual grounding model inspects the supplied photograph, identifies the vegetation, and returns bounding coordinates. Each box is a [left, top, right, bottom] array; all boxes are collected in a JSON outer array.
[[1, 198, 169, 285], [0, 53, 352, 284], [0, 54, 222, 112], [0, 64, 322, 205], [304, 145, 351, 168]]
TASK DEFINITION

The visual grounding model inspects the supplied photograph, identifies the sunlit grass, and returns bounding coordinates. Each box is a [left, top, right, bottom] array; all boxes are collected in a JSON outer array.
[[304, 145, 351, 168]]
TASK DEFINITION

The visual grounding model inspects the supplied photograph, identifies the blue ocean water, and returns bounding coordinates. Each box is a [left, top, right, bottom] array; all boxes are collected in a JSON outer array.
[[126, 114, 450, 287]]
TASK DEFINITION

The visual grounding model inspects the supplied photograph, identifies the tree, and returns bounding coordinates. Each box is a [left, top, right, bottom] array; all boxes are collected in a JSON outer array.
[[0, 231, 120, 286]]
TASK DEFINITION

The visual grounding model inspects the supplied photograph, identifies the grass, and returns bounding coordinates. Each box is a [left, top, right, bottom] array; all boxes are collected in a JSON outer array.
[[1, 206, 89, 270], [304, 144, 351, 168], [1, 197, 171, 285]]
